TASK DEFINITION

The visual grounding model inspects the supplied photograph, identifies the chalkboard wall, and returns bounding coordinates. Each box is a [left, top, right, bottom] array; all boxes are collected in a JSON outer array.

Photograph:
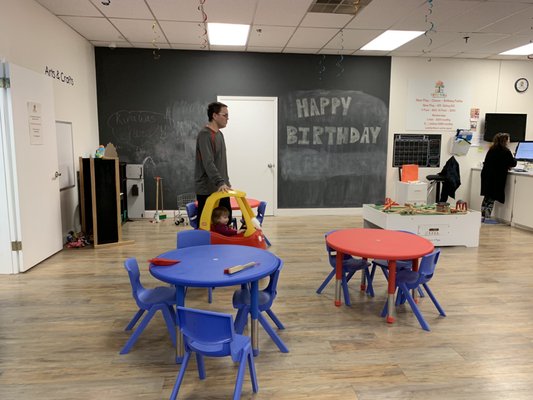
[[95, 48, 390, 209]]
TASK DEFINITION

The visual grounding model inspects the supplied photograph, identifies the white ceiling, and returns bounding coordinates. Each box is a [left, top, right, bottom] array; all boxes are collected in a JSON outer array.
[[34, 0, 533, 60]]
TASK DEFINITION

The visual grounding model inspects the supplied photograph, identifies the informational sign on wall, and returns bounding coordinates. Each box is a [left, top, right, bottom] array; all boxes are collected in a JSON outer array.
[[27, 101, 43, 145], [406, 79, 471, 131]]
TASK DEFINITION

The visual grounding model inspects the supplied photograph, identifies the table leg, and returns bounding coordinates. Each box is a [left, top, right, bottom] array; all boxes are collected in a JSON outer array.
[[175, 285, 186, 363], [251, 280, 259, 356], [387, 260, 396, 324], [335, 251, 343, 306]]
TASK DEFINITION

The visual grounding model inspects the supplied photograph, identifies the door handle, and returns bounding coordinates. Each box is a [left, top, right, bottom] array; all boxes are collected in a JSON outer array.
[[267, 163, 275, 168], [54, 171, 62, 179]]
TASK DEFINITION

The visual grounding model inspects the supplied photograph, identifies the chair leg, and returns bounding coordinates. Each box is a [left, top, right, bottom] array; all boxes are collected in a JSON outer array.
[[169, 351, 191, 400], [247, 347, 259, 393], [264, 235, 271, 247], [125, 309, 145, 331], [422, 283, 446, 316], [399, 284, 430, 331], [364, 268, 375, 297], [258, 313, 289, 353], [316, 269, 335, 294], [195, 353, 206, 379], [161, 305, 177, 346], [233, 351, 247, 400], [208, 287, 213, 304], [234, 307, 249, 334], [120, 308, 157, 354], [341, 273, 351, 306], [265, 309, 285, 330]]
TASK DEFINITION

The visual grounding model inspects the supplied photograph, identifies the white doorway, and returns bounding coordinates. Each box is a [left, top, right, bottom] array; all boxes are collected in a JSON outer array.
[[0, 62, 62, 273], [217, 96, 277, 215]]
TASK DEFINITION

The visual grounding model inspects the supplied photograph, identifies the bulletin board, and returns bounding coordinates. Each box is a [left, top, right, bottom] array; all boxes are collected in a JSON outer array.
[[392, 133, 441, 168], [56, 121, 75, 190]]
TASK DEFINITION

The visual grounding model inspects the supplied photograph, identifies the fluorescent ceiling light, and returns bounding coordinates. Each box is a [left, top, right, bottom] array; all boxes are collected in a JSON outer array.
[[361, 30, 424, 51], [207, 23, 250, 46], [500, 43, 533, 55]]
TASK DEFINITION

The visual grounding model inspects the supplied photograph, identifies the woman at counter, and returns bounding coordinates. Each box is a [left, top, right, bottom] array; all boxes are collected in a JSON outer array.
[[480, 133, 517, 222]]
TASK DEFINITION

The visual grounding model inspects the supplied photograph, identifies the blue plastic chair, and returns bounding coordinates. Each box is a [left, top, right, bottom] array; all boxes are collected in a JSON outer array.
[[120, 258, 176, 354], [316, 231, 375, 306], [371, 230, 425, 298], [232, 262, 288, 353], [255, 201, 271, 247], [169, 306, 258, 400], [185, 202, 199, 229], [380, 249, 446, 331], [176, 230, 214, 303]]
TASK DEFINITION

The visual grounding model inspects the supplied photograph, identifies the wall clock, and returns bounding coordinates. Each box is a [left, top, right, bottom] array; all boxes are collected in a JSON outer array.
[[514, 78, 529, 93]]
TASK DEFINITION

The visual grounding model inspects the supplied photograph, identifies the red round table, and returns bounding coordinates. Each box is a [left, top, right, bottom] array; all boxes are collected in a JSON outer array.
[[230, 197, 259, 209], [326, 228, 434, 323]]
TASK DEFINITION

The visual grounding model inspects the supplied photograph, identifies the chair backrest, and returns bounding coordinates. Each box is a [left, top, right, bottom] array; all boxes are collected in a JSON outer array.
[[256, 201, 267, 225], [324, 231, 351, 264], [417, 248, 441, 284], [177, 229, 211, 249], [124, 258, 148, 309], [177, 306, 234, 355], [185, 202, 199, 229], [264, 260, 283, 298]]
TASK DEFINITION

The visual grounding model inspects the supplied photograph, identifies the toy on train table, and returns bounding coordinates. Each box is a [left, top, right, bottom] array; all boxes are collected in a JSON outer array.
[[199, 190, 267, 249]]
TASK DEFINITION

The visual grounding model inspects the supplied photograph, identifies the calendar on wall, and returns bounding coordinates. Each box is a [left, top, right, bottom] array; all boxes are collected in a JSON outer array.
[[392, 134, 441, 168]]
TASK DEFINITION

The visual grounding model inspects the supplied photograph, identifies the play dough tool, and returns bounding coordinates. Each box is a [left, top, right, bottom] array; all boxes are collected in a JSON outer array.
[[224, 262, 258, 274]]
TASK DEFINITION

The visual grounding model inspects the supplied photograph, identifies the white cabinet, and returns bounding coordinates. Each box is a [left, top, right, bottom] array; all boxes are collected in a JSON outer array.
[[512, 175, 533, 230], [469, 168, 515, 224], [469, 168, 533, 229]]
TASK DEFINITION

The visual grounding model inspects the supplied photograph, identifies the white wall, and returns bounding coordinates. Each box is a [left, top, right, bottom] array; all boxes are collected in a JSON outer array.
[[389, 57, 532, 204], [0, 0, 99, 235]]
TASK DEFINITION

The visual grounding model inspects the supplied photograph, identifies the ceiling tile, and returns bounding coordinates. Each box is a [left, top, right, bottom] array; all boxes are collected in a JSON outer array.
[[60, 16, 124, 42], [91, 0, 153, 19], [286, 27, 338, 48], [248, 25, 295, 47], [35, 0, 101, 17], [147, 0, 203, 22], [159, 21, 205, 44], [111, 18, 166, 43], [324, 29, 384, 50], [254, 0, 313, 26], [202, 0, 256, 24]]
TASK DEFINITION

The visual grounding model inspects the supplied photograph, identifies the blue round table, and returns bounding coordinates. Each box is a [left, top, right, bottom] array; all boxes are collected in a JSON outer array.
[[150, 244, 281, 360]]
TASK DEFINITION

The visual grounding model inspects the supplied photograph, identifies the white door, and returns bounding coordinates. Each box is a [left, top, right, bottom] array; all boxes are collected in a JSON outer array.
[[6, 63, 62, 272], [0, 64, 16, 273], [217, 96, 277, 215]]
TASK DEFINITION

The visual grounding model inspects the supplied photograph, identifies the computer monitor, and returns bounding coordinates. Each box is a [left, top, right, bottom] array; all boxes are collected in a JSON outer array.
[[483, 113, 527, 142], [514, 141, 533, 161]]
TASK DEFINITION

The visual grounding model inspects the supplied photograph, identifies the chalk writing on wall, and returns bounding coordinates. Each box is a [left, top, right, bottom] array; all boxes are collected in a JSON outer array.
[[279, 90, 388, 208], [105, 101, 204, 209]]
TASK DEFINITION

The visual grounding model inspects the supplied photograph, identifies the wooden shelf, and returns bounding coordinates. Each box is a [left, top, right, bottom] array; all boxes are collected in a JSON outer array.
[[79, 157, 134, 247]]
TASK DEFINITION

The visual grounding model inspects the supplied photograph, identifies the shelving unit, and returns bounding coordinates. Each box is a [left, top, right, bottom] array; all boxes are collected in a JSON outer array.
[[79, 157, 134, 247]]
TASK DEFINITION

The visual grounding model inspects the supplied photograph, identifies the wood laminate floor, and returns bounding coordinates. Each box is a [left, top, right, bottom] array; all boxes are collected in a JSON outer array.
[[1, 215, 533, 399]]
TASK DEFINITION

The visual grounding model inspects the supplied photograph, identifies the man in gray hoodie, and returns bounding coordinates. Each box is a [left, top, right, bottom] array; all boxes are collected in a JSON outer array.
[[195, 102, 232, 224]]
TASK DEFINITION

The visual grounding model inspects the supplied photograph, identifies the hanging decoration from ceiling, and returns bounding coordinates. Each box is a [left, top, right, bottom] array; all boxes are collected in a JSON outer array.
[[152, 21, 161, 60], [318, 54, 326, 81], [422, 0, 436, 62], [527, 17, 533, 60], [198, 0, 208, 49], [336, 29, 345, 78]]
